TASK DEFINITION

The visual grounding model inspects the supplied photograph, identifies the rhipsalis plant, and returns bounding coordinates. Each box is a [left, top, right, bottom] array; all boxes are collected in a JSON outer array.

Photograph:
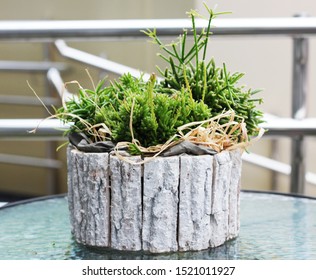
[[143, 4, 263, 137], [57, 73, 210, 150], [50, 4, 264, 155]]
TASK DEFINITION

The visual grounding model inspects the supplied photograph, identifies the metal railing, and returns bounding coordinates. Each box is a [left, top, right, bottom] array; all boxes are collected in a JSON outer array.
[[1, 17, 316, 195], [1, 17, 316, 40]]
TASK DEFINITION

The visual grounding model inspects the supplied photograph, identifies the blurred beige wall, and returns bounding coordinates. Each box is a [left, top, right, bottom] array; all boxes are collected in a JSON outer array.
[[0, 0, 316, 197]]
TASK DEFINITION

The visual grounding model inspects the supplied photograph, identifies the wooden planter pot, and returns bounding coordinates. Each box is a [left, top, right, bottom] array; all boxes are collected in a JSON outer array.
[[67, 146, 242, 253]]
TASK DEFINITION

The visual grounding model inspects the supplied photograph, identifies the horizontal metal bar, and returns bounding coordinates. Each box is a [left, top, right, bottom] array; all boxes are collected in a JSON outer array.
[[242, 153, 316, 186], [260, 114, 316, 136], [0, 61, 67, 72], [0, 95, 59, 106], [243, 152, 290, 175], [1, 115, 316, 139], [1, 17, 316, 41], [0, 119, 69, 139], [0, 153, 62, 169]]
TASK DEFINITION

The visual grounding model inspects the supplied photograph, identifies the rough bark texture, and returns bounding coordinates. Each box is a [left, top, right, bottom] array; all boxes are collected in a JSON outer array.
[[67, 147, 110, 247], [142, 156, 179, 253], [178, 155, 213, 251], [210, 150, 232, 248], [109, 155, 142, 251], [67, 147, 242, 253], [228, 149, 243, 239]]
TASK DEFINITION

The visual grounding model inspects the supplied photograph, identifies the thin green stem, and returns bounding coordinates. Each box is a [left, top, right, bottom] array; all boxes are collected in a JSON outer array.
[[203, 11, 213, 60], [202, 61, 207, 102], [191, 13, 199, 94], [181, 31, 187, 61], [172, 43, 183, 64]]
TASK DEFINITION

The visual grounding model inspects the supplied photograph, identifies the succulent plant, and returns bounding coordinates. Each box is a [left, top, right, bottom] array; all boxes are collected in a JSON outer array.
[[52, 4, 263, 155]]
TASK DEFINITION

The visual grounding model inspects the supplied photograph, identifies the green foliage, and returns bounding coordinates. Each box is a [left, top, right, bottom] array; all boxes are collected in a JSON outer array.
[[56, 4, 264, 154], [143, 5, 264, 137], [57, 73, 210, 149]]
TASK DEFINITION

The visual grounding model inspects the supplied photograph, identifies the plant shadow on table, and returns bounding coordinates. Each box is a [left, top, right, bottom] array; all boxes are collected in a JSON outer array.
[[66, 237, 239, 260]]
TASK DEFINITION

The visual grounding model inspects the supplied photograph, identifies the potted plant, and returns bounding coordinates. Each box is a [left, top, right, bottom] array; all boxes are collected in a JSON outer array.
[[36, 5, 263, 253]]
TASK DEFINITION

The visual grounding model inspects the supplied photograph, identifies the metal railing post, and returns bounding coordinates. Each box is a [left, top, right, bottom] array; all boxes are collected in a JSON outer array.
[[291, 15, 309, 194]]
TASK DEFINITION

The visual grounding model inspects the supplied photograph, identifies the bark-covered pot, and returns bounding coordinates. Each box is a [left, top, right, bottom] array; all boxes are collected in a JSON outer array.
[[67, 146, 242, 253]]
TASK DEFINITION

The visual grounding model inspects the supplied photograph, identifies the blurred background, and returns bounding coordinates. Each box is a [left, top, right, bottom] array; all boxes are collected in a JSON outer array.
[[1, 0, 316, 200]]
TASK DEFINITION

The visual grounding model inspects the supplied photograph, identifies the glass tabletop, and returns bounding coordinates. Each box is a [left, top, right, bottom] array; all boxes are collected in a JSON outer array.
[[0, 191, 315, 260]]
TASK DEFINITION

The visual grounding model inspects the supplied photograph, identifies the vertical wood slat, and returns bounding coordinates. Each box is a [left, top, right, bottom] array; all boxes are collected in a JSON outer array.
[[142, 156, 179, 253], [67, 148, 110, 247], [210, 151, 232, 247], [109, 155, 142, 251], [67, 147, 242, 253], [228, 149, 243, 239], [178, 155, 213, 251]]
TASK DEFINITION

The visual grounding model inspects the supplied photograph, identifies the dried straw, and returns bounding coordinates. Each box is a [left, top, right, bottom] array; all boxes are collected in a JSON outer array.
[[113, 109, 264, 164]]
